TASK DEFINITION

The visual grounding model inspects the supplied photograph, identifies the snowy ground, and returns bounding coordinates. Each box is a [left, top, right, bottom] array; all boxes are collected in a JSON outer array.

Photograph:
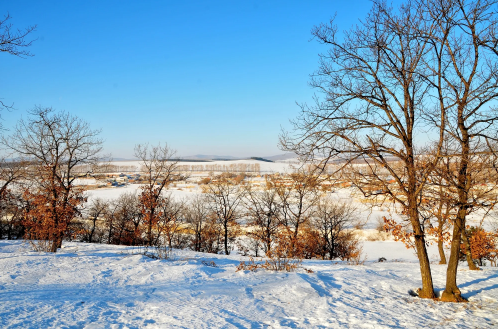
[[0, 240, 497, 328]]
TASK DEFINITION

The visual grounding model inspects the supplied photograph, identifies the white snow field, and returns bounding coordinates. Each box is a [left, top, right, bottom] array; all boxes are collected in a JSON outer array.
[[0, 240, 497, 328]]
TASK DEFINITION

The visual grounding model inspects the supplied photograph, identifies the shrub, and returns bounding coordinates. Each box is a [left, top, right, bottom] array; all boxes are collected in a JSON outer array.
[[462, 227, 498, 266], [199, 177, 211, 185]]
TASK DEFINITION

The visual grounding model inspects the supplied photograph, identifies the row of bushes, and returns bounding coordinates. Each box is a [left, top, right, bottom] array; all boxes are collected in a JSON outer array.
[[0, 178, 363, 263]]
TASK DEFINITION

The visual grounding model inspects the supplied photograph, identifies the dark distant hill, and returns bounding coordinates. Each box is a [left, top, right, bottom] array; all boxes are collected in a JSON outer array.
[[264, 153, 298, 161], [249, 157, 273, 162]]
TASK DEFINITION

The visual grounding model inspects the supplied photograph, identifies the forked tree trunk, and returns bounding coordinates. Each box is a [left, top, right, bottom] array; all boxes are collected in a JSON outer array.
[[442, 111, 472, 302]]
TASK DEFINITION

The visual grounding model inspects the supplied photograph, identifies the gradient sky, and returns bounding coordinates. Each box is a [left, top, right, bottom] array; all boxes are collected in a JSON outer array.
[[1, 0, 376, 158]]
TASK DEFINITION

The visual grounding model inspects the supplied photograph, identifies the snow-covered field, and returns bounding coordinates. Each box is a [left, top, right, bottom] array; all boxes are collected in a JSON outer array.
[[5, 161, 495, 328], [0, 240, 497, 328]]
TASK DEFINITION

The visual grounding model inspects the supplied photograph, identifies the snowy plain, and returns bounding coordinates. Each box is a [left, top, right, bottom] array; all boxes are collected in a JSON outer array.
[[0, 240, 497, 328], [2, 160, 497, 328]]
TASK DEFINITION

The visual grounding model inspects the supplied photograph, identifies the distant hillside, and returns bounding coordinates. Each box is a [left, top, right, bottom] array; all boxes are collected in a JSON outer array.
[[249, 157, 273, 162], [177, 153, 299, 162], [181, 154, 242, 161], [264, 153, 298, 161]]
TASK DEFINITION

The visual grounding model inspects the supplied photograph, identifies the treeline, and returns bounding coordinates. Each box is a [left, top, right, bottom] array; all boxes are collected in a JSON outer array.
[[0, 170, 363, 263], [176, 163, 261, 173]]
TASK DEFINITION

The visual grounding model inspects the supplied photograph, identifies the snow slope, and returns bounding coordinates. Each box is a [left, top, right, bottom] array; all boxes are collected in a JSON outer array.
[[0, 241, 497, 328]]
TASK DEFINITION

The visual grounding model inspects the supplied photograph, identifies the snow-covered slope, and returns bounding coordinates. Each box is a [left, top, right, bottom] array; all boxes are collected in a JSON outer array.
[[0, 241, 497, 328]]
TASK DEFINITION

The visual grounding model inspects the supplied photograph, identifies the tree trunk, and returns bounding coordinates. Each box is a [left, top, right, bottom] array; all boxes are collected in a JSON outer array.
[[413, 227, 436, 298], [441, 208, 468, 302], [438, 237, 447, 265], [50, 234, 62, 252], [147, 210, 154, 246], [437, 205, 447, 264], [224, 222, 229, 255], [196, 230, 201, 252], [407, 164, 436, 299], [107, 224, 113, 244], [442, 111, 472, 302], [461, 230, 478, 270], [89, 218, 97, 243]]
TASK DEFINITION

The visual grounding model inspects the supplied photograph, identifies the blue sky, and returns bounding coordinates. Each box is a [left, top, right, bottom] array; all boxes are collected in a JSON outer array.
[[1, 0, 374, 158]]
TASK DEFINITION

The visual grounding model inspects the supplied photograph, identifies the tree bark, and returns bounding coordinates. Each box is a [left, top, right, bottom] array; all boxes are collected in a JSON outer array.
[[438, 238, 447, 265], [441, 208, 468, 302], [437, 216, 447, 264], [408, 162, 436, 299], [461, 230, 478, 270], [224, 222, 229, 255]]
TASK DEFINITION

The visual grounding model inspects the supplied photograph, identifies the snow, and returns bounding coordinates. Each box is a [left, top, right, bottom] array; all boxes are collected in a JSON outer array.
[[13, 168, 494, 327], [0, 240, 497, 328]]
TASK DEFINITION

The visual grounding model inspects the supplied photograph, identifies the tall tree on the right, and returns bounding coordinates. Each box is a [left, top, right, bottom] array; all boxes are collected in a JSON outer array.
[[418, 0, 498, 302], [281, 0, 444, 298]]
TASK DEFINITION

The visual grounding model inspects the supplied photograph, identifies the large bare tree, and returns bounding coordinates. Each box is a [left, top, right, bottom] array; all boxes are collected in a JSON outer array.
[[281, 1, 445, 298], [416, 0, 498, 302]]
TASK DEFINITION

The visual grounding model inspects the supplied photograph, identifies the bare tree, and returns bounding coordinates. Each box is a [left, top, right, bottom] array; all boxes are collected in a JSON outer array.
[[0, 156, 28, 240], [0, 186, 24, 239], [414, 0, 498, 302], [281, 1, 445, 298], [103, 192, 141, 246], [156, 195, 184, 248], [419, 170, 453, 265], [2, 107, 103, 252], [82, 198, 109, 243], [312, 197, 359, 260], [134, 143, 179, 245], [184, 195, 211, 252], [0, 157, 26, 196], [270, 170, 319, 255], [205, 176, 245, 255], [245, 182, 282, 255]]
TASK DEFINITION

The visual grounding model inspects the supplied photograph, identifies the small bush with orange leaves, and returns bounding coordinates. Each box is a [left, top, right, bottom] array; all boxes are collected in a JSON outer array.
[[236, 232, 303, 272], [234, 173, 246, 184], [199, 177, 211, 185], [462, 227, 498, 266]]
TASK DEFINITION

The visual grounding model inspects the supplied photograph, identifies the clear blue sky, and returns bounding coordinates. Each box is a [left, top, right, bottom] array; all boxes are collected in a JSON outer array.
[[1, 0, 375, 158]]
